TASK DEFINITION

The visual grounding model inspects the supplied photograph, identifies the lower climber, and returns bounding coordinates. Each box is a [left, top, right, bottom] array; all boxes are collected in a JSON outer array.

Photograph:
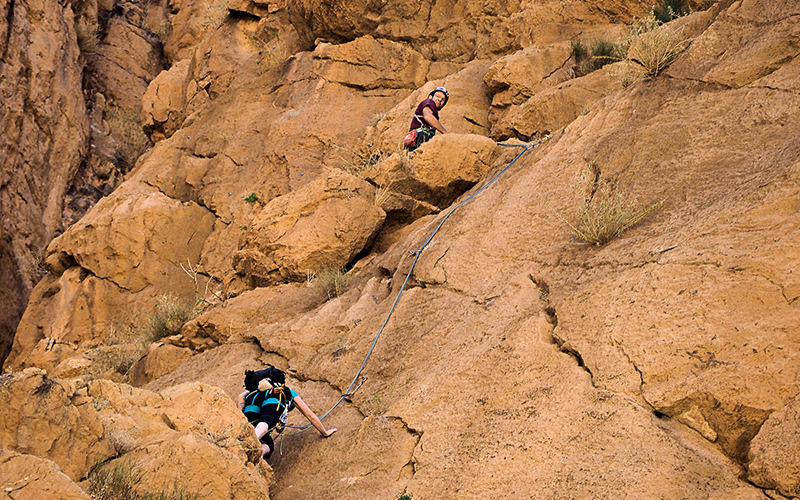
[[238, 366, 337, 459], [404, 86, 449, 152]]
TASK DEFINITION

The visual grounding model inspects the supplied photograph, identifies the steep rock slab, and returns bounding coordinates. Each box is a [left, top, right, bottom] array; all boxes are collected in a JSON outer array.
[[0, 0, 88, 366], [0, 369, 116, 481], [234, 169, 385, 286], [173, 283, 323, 351], [6, 267, 139, 372], [491, 64, 616, 140], [667, 0, 800, 88], [0, 450, 92, 500], [748, 396, 800, 498], [313, 35, 429, 90], [90, 16, 164, 111], [142, 342, 264, 398]]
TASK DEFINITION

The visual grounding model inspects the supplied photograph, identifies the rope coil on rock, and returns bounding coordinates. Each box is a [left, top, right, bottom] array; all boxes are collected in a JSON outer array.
[[287, 138, 548, 434]]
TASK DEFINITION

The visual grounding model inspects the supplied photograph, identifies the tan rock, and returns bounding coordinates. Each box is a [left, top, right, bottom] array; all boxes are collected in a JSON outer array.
[[47, 182, 216, 294], [176, 283, 322, 351], [748, 397, 800, 498], [314, 35, 429, 90], [365, 134, 498, 208], [144, 342, 265, 399], [484, 43, 572, 107], [0, 369, 116, 480], [0, 450, 91, 500], [142, 58, 191, 142], [0, 0, 89, 364], [128, 343, 193, 387], [491, 65, 617, 140], [90, 17, 164, 111], [667, 0, 800, 88], [109, 430, 270, 499], [234, 169, 385, 286]]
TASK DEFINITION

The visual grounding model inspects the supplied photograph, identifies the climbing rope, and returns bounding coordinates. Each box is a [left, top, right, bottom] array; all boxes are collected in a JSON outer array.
[[287, 137, 548, 434]]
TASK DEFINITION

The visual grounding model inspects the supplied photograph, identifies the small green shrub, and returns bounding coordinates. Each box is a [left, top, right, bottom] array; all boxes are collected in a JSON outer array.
[[310, 268, 351, 300], [653, 0, 690, 24], [556, 184, 665, 246], [570, 37, 624, 76], [245, 193, 259, 203]]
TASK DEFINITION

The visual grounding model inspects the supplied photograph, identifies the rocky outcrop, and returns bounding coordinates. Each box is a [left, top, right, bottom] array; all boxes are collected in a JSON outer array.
[[5, 0, 800, 499], [0, 369, 271, 498], [234, 169, 386, 287], [0, 369, 116, 480], [0, 0, 89, 368], [0, 450, 92, 500]]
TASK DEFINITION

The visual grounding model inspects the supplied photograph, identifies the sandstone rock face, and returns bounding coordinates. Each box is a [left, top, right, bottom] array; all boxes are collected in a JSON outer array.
[[0, 450, 92, 500], [6, 0, 800, 499], [748, 397, 800, 498], [0, 0, 88, 367], [0, 369, 116, 480], [234, 169, 385, 286]]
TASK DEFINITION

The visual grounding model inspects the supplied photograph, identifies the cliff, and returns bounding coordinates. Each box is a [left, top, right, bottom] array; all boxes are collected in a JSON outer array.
[[1, 0, 799, 498]]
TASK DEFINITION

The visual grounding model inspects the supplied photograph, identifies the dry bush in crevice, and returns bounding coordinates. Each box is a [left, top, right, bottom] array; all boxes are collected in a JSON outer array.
[[105, 104, 152, 169], [148, 293, 199, 342], [76, 20, 99, 55], [308, 268, 352, 300], [554, 181, 665, 246], [335, 144, 388, 177], [625, 14, 689, 78]]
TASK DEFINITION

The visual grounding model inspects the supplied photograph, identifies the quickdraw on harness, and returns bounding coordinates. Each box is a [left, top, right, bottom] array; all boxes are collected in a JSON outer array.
[[404, 114, 434, 148]]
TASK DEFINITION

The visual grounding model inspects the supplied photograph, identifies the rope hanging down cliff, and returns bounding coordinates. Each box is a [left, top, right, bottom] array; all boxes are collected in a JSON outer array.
[[289, 137, 549, 433]]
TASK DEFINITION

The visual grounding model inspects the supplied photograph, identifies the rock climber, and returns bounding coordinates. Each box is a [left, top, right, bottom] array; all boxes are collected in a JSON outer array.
[[404, 86, 450, 152], [238, 366, 337, 460]]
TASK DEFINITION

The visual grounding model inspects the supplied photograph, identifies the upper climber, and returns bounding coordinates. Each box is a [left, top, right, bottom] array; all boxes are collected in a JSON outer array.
[[238, 366, 337, 460], [404, 86, 450, 152]]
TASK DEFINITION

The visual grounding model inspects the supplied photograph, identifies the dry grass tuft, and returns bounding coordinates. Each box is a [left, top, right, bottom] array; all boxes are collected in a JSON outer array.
[[625, 14, 688, 77], [105, 105, 152, 168], [556, 183, 665, 246], [309, 268, 351, 300]]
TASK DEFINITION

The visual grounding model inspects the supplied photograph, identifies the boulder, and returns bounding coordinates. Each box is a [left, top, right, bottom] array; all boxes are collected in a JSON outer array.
[[491, 65, 616, 140], [128, 343, 193, 387], [0, 450, 91, 500], [233, 169, 385, 286], [0, 369, 116, 481], [748, 397, 800, 498], [142, 58, 192, 142], [364, 134, 498, 208], [46, 182, 216, 294]]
